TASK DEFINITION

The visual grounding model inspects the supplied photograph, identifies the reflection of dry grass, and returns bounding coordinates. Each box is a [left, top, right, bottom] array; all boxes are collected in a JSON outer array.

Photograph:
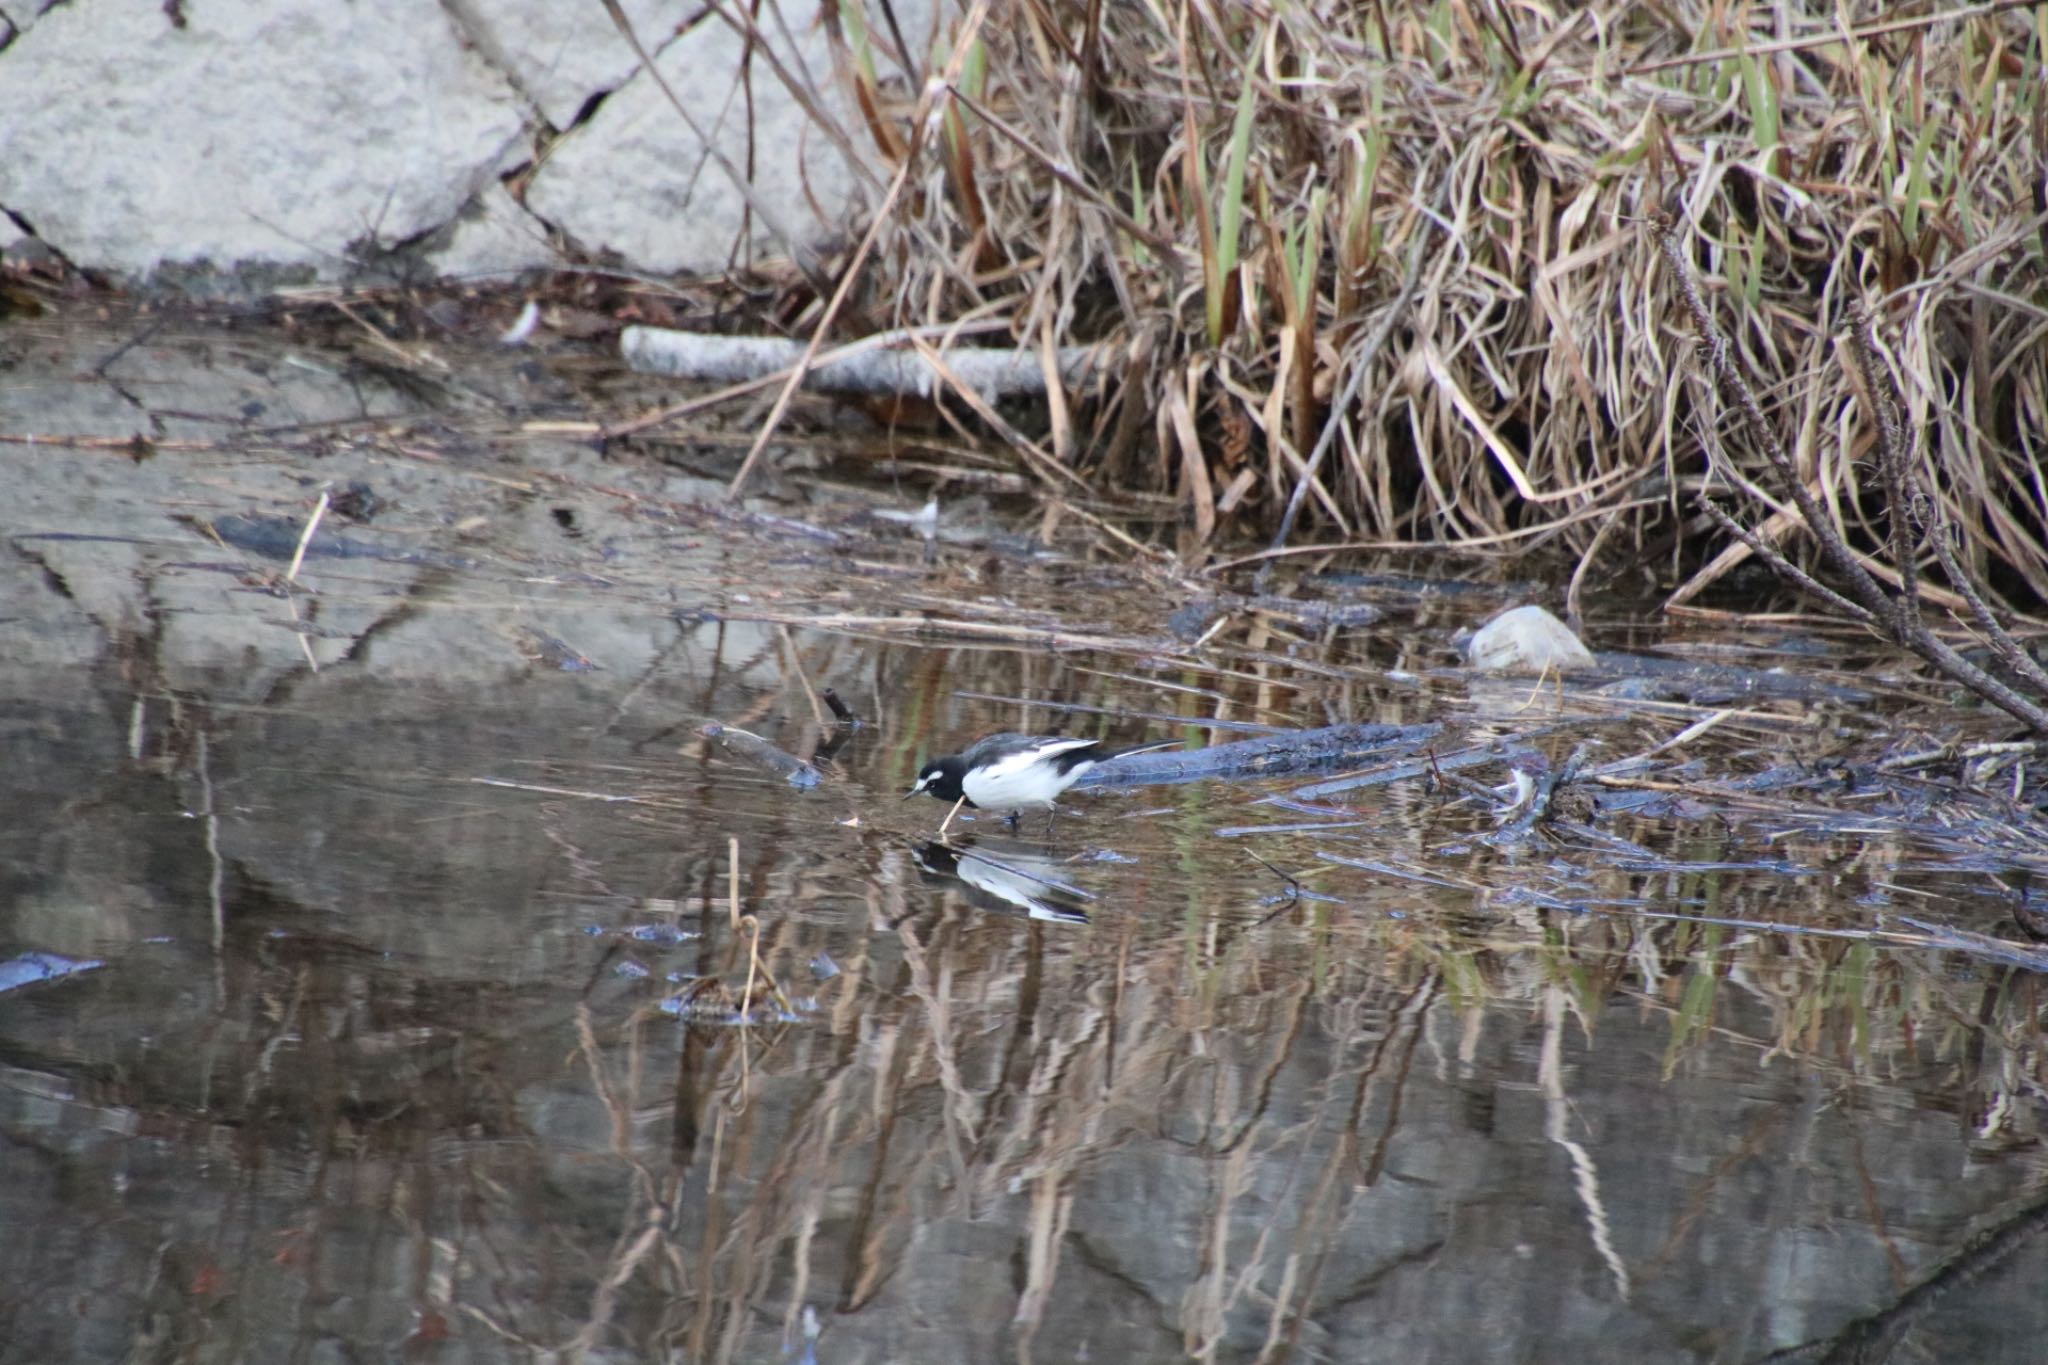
[[443, 833, 2048, 1359], [388, 597, 2048, 1358], [72, 763, 2037, 1361]]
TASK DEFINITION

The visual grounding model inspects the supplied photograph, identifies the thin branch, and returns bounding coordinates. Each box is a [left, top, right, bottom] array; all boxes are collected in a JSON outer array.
[[1693, 498, 1878, 626], [1655, 213, 2048, 733], [1653, 216, 1901, 630], [1845, 306, 2048, 700], [1842, 305, 1921, 626]]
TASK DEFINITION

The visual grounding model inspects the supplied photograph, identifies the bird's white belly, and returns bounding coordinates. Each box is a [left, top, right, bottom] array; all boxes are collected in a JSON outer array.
[[961, 753, 1097, 810]]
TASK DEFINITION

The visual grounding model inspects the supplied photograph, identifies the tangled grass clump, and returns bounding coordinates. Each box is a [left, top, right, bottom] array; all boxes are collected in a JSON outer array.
[[795, 1, 2048, 613]]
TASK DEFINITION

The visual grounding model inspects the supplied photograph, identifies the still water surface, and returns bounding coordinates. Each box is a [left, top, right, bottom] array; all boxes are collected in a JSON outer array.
[[9, 618, 2047, 1364]]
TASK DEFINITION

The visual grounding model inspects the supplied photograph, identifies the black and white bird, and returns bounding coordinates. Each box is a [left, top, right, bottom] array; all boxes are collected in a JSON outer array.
[[905, 733, 1168, 834]]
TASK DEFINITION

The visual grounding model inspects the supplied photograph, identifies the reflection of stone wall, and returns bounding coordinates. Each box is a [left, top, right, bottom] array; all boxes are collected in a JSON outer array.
[[0, 1, 936, 288], [16, 893, 2046, 1364]]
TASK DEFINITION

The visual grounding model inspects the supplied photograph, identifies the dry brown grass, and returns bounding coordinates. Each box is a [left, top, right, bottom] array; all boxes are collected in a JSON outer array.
[[799, 1, 2048, 601]]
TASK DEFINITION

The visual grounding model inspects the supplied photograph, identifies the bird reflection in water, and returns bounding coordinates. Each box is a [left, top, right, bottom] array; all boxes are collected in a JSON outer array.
[[910, 839, 1091, 924]]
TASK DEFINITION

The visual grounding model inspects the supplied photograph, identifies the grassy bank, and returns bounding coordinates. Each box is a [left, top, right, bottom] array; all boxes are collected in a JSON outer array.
[[809, 1, 2048, 604]]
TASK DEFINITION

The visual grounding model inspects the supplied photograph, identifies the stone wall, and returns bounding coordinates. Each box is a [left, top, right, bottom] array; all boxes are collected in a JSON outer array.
[[0, 0, 935, 291]]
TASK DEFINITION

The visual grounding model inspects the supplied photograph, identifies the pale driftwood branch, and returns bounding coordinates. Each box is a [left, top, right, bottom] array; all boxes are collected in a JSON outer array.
[[622, 326, 1105, 399]]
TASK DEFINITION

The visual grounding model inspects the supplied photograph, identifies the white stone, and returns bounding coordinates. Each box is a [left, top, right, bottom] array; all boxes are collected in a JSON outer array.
[[1465, 604, 1596, 674], [0, 0, 527, 280]]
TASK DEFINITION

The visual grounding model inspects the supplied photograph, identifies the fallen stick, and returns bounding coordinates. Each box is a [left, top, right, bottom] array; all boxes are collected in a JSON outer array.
[[700, 723, 822, 790], [621, 327, 1104, 399]]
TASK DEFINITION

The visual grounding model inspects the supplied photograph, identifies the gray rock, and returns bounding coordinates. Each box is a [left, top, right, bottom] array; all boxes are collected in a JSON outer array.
[[521, 5, 897, 275], [0, 1, 527, 282], [448, 0, 693, 132], [0, 0, 937, 287], [426, 182, 560, 282]]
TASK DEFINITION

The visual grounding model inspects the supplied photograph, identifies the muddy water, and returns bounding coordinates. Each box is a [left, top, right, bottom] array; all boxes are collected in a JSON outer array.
[[4, 309, 2048, 1363]]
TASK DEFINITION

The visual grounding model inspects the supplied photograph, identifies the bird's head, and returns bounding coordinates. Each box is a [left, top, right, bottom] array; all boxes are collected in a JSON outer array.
[[905, 758, 964, 803]]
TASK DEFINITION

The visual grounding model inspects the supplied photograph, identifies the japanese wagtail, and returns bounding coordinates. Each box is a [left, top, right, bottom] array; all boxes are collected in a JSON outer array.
[[906, 733, 1172, 835]]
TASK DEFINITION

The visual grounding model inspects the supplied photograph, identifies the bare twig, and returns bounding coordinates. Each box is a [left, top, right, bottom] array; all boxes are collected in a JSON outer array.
[[1840, 301, 2048, 704], [728, 834, 742, 932], [1693, 499, 1877, 626], [821, 688, 859, 726], [1654, 214, 2048, 734], [598, 0, 835, 300], [1654, 217, 1900, 629], [726, 1, 996, 497]]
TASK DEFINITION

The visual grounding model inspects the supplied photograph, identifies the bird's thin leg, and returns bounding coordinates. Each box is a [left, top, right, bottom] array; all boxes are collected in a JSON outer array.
[[937, 795, 967, 838], [1044, 804, 1058, 836]]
